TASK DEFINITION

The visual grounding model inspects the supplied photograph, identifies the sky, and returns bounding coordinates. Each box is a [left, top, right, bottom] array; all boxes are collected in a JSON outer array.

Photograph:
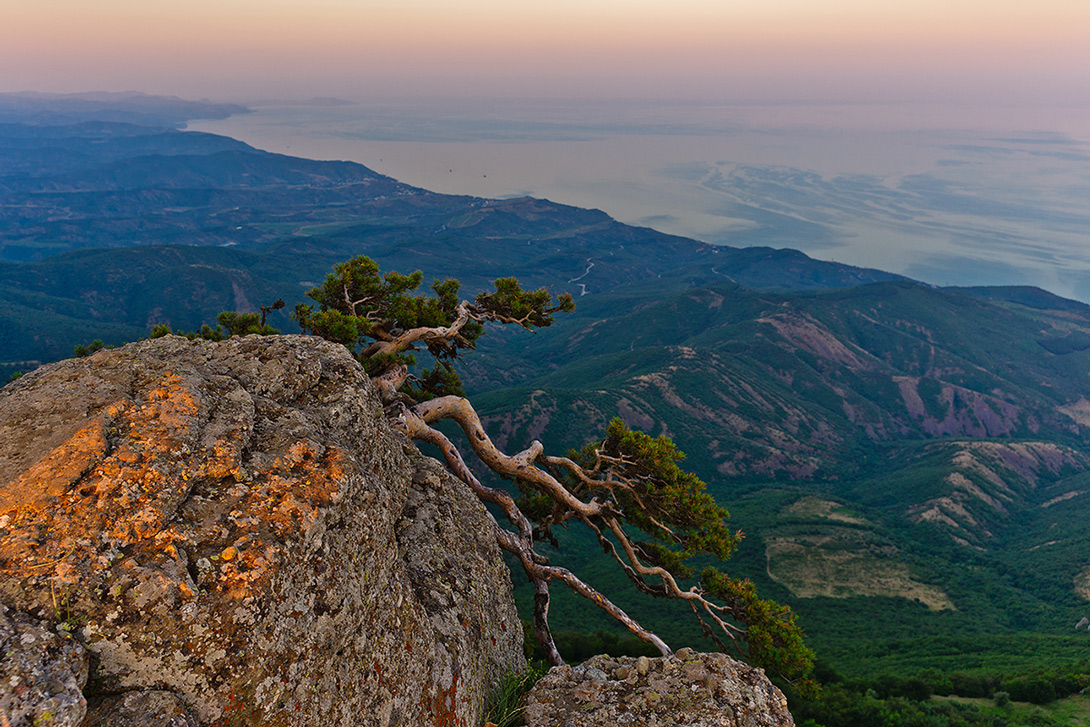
[[4, 0, 1090, 105]]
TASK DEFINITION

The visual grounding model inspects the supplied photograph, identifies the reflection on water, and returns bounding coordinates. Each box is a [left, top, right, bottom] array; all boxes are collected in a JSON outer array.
[[189, 99, 1090, 301]]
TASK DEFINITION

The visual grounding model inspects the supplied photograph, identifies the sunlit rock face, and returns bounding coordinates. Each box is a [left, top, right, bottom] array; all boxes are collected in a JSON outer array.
[[0, 335, 524, 726]]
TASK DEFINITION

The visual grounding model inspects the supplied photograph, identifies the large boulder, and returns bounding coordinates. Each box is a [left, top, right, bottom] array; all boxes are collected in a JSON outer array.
[[0, 335, 525, 725], [523, 650, 794, 727]]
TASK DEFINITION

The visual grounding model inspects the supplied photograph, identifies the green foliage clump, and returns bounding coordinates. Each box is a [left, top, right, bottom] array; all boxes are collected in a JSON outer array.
[[149, 322, 227, 341], [293, 256, 477, 372], [702, 567, 815, 688], [293, 254, 572, 397], [552, 419, 813, 684], [147, 306, 282, 343], [73, 339, 110, 357], [216, 309, 281, 337], [591, 419, 739, 561], [1004, 677, 1058, 706]]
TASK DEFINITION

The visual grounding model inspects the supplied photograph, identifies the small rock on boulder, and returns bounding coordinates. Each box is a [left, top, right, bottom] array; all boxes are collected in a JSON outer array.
[[523, 649, 794, 727]]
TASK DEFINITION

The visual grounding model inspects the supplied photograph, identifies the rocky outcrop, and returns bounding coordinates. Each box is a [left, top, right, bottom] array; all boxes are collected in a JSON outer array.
[[523, 650, 794, 727], [0, 335, 524, 726], [0, 605, 88, 727]]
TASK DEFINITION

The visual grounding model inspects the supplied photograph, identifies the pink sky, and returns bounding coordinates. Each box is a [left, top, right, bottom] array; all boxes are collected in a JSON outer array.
[[3, 0, 1088, 103]]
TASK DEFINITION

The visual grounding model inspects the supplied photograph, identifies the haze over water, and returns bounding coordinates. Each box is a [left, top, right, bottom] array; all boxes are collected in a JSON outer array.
[[190, 97, 1090, 301]]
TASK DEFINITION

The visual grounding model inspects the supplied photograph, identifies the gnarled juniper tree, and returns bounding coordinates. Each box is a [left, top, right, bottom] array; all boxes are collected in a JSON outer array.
[[293, 254, 812, 682]]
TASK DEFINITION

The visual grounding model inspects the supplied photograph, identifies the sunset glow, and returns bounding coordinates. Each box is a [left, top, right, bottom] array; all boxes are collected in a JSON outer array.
[[4, 0, 1088, 102]]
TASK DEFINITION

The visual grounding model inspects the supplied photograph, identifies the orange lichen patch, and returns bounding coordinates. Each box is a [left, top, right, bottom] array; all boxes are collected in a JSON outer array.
[[1, 417, 110, 514], [426, 674, 464, 727], [275, 441, 321, 471], [216, 543, 280, 600], [202, 442, 242, 480], [271, 445, 344, 503], [115, 445, 141, 464], [52, 561, 80, 586], [104, 401, 130, 418], [187, 445, 350, 604], [273, 493, 322, 535], [127, 373, 201, 453], [1, 376, 217, 578]]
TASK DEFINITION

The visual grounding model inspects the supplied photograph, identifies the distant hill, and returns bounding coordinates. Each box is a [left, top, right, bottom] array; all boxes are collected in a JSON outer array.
[[0, 91, 248, 127]]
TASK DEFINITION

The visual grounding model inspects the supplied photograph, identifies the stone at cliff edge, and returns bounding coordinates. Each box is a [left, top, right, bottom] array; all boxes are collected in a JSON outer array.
[[523, 650, 794, 727], [0, 335, 525, 726]]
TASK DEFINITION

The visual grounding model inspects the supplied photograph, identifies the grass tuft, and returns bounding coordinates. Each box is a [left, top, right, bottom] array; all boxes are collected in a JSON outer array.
[[480, 661, 550, 727]]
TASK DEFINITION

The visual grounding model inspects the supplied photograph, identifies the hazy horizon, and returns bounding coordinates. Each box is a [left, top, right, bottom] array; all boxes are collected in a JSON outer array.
[[5, 1, 1089, 106]]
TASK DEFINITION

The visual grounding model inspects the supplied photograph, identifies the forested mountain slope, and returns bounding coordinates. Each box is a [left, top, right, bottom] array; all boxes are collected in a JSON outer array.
[[468, 279, 1090, 670]]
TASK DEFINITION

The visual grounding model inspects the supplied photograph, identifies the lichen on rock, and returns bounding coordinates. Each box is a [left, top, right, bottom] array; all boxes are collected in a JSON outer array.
[[0, 334, 524, 725]]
